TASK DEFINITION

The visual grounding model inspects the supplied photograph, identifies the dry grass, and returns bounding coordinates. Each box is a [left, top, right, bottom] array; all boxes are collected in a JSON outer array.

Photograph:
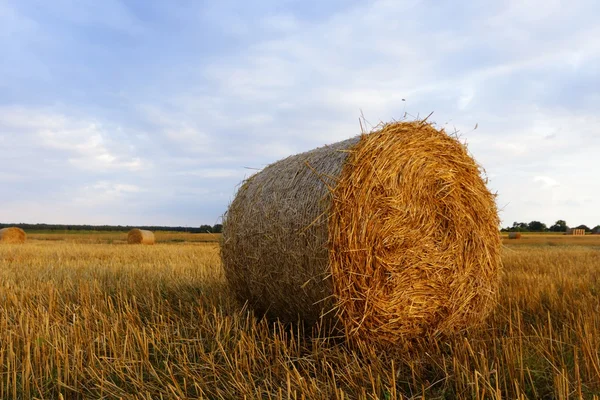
[[223, 121, 500, 346], [0, 236, 599, 398], [502, 233, 600, 247], [26, 231, 221, 244]]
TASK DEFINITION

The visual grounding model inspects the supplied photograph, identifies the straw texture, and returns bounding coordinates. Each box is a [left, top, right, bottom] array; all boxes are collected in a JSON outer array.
[[222, 121, 501, 345], [0, 227, 26, 244], [127, 229, 155, 245]]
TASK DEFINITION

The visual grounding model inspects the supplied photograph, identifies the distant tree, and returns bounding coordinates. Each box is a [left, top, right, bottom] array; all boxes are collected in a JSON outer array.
[[510, 222, 529, 232], [549, 220, 568, 232], [575, 224, 591, 233], [593, 225, 600, 234], [0, 222, 207, 233], [527, 221, 548, 232], [212, 224, 223, 233], [199, 224, 213, 233]]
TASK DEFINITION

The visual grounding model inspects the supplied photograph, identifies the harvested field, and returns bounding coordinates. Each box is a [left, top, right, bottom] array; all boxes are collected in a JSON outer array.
[[0, 234, 598, 398], [24, 230, 220, 244]]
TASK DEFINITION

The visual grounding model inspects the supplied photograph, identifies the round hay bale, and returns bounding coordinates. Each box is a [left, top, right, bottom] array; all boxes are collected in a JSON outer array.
[[0, 227, 26, 244], [222, 121, 501, 345], [507, 232, 522, 239], [127, 229, 155, 245]]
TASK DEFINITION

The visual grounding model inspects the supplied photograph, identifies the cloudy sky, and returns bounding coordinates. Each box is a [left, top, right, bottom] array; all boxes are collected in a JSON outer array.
[[0, 0, 598, 228]]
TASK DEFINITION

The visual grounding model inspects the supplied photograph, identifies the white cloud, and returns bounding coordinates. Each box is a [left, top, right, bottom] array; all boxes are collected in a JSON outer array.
[[72, 181, 143, 207], [0, 172, 22, 182], [534, 176, 560, 189], [1, 0, 600, 227], [136, 0, 600, 226], [0, 2, 38, 38], [262, 14, 299, 33], [458, 89, 475, 110], [32, 0, 145, 35], [175, 168, 247, 179], [0, 106, 144, 172]]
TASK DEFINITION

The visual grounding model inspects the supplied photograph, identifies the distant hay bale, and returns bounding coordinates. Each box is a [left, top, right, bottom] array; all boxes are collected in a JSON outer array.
[[566, 228, 585, 236], [508, 232, 522, 239], [0, 227, 26, 244], [222, 121, 501, 346], [127, 229, 155, 245]]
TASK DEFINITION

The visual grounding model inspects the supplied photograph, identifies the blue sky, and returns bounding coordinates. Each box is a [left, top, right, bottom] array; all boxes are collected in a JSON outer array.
[[1, 0, 599, 228]]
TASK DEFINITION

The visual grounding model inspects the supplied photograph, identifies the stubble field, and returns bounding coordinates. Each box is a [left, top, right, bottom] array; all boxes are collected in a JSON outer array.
[[0, 232, 599, 399]]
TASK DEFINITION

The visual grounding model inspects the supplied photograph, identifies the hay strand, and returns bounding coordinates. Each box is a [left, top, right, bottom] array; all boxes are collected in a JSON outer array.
[[222, 121, 501, 346], [0, 227, 27, 244], [127, 229, 155, 245]]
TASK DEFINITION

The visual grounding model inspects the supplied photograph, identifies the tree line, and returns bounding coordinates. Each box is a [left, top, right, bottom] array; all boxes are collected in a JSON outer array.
[[501, 220, 600, 234], [0, 223, 223, 234], [3, 221, 598, 235]]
